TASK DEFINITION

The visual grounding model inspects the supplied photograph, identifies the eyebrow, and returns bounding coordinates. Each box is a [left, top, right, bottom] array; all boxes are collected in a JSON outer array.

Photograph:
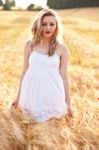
[[42, 21, 56, 23]]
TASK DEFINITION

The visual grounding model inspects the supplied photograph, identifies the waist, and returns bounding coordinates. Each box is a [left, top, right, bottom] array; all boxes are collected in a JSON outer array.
[[27, 65, 60, 78]]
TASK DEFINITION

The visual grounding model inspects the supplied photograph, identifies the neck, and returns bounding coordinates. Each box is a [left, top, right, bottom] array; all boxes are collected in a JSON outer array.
[[41, 37, 50, 46]]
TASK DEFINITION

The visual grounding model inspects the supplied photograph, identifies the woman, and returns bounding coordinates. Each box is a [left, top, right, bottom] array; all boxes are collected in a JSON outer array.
[[12, 8, 73, 122]]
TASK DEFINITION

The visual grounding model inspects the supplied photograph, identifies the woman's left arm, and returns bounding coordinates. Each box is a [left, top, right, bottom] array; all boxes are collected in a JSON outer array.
[[59, 44, 73, 117]]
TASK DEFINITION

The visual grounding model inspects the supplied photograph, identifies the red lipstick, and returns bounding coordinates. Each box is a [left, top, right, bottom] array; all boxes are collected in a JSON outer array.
[[46, 31, 51, 34]]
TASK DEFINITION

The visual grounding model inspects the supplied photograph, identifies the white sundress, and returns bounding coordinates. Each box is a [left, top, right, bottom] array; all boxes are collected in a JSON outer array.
[[19, 50, 66, 122]]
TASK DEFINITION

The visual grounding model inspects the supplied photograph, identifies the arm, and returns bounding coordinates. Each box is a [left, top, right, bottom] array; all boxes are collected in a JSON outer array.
[[59, 44, 73, 116], [12, 41, 30, 107]]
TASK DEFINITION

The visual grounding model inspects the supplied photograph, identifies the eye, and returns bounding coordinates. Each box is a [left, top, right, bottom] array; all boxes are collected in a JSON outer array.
[[42, 23, 47, 26], [50, 23, 55, 26]]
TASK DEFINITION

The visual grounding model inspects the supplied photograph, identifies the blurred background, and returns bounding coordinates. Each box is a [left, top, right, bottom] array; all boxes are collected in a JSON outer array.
[[0, 0, 99, 10]]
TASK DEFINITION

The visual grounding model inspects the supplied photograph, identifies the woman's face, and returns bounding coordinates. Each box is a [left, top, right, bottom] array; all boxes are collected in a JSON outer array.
[[41, 15, 57, 39]]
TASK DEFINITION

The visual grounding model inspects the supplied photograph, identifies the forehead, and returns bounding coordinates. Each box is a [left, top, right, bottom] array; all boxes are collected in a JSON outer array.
[[42, 15, 56, 22]]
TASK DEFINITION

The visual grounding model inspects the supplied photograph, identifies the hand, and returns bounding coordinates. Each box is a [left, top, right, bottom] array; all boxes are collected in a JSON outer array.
[[11, 99, 19, 109], [67, 105, 73, 117]]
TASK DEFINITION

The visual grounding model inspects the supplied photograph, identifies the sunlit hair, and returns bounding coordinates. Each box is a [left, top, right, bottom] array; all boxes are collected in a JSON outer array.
[[29, 8, 63, 56]]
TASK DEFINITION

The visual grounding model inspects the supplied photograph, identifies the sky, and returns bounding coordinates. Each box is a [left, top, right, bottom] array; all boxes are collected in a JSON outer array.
[[2, 0, 47, 8]]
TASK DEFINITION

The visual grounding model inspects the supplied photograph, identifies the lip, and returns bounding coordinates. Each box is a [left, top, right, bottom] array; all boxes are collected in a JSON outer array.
[[45, 31, 51, 34]]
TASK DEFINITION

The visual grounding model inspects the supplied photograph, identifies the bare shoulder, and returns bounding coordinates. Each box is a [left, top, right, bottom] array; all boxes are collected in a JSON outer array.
[[57, 42, 69, 58], [24, 40, 31, 57]]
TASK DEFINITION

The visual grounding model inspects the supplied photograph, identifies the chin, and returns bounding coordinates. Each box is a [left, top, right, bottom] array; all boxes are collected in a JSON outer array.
[[43, 33, 53, 38], [46, 36, 52, 39], [44, 34, 52, 39]]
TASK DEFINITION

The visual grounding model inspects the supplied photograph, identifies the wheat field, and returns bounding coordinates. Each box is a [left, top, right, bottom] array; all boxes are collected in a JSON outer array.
[[0, 7, 99, 150]]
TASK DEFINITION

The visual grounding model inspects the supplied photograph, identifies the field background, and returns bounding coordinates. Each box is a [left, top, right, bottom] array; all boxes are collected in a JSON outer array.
[[0, 7, 99, 149]]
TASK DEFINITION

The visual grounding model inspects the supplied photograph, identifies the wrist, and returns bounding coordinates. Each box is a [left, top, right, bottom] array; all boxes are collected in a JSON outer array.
[[66, 103, 71, 108], [16, 97, 19, 101]]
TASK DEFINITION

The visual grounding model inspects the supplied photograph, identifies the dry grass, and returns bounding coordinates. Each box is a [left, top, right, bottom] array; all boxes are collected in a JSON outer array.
[[0, 8, 99, 150], [0, 107, 99, 150]]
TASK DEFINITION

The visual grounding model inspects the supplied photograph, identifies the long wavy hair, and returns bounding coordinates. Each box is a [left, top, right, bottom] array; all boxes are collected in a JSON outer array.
[[29, 8, 63, 56]]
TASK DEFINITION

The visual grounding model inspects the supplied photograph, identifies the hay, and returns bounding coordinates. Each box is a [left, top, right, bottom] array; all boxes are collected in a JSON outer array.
[[0, 108, 99, 150]]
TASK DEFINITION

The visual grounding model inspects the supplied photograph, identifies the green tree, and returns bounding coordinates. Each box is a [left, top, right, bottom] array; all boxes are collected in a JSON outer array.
[[3, 0, 15, 10], [0, 0, 3, 6], [10, 0, 15, 6], [47, 0, 99, 9], [27, 4, 43, 11], [27, 4, 35, 10], [3, 2, 11, 10]]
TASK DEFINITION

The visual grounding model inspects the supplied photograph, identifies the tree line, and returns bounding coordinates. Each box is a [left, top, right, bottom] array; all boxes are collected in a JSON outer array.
[[0, 0, 15, 10], [47, 0, 99, 9], [0, 0, 99, 10], [0, 0, 44, 10]]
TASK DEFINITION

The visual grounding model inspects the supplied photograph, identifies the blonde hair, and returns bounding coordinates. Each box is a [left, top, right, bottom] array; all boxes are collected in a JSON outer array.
[[29, 8, 63, 56]]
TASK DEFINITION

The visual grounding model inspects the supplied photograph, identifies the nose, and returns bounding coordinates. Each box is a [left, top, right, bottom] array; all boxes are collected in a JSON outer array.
[[46, 24, 51, 29]]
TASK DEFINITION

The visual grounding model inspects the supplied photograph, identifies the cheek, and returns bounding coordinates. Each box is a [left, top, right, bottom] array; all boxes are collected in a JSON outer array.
[[52, 26, 56, 33], [54, 26, 56, 31], [42, 26, 47, 32], [41, 28, 45, 34]]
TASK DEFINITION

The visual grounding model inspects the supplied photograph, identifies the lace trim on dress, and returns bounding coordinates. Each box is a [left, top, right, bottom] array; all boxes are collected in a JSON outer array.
[[32, 109, 61, 122]]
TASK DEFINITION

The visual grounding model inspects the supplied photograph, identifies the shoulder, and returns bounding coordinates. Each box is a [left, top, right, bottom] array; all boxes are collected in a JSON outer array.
[[57, 42, 69, 58], [24, 40, 31, 57], [24, 40, 31, 50]]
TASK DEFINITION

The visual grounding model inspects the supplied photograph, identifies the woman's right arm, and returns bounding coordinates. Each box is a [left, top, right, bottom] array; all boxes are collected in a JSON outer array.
[[11, 41, 30, 108]]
